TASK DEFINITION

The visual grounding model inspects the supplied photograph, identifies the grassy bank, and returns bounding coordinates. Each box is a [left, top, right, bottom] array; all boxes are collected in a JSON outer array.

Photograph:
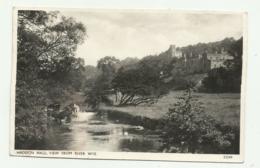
[[100, 91, 240, 126]]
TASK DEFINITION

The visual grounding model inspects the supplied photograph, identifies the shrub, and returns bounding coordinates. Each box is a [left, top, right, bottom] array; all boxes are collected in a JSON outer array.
[[15, 108, 48, 149], [161, 88, 239, 153]]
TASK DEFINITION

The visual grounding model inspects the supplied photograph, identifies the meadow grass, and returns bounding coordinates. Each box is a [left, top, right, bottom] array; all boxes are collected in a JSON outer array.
[[101, 91, 240, 126]]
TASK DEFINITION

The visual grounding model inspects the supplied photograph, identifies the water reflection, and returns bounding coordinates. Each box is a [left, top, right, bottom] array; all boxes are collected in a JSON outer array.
[[43, 112, 161, 152]]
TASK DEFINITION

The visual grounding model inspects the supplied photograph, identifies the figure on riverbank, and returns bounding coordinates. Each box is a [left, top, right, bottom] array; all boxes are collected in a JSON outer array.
[[46, 103, 80, 124], [72, 104, 80, 118]]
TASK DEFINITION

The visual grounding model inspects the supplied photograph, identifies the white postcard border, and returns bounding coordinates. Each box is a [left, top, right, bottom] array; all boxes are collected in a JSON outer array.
[[10, 7, 247, 163]]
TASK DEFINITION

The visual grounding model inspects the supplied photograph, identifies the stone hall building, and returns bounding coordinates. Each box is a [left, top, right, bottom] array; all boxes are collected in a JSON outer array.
[[167, 44, 233, 74]]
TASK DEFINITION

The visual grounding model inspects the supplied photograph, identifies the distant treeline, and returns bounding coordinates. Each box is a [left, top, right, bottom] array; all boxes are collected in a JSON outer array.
[[178, 37, 238, 56]]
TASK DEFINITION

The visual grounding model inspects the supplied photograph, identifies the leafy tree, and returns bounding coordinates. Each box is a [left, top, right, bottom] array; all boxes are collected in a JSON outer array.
[[225, 37, 243, 74], [202, 67, 231, 92], [15, 10, 86, 149], [84, 75, 113, 109], [110, 53, 178, 106], [97, 56, 120, 78], [84, 65, 101, 80], [112, 62, 169, 106], [119, 57, 139, 69], [82, 65, 101, 90], [139, 53, 176, 79], [85, 56, 119, 109]]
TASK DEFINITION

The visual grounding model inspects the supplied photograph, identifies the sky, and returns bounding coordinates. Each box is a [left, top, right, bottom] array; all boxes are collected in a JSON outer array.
[[62, 9, 244, 66]]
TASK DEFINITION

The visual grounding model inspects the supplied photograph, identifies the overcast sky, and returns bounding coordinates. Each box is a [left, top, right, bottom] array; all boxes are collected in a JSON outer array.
[[62, 10, 244, 66]]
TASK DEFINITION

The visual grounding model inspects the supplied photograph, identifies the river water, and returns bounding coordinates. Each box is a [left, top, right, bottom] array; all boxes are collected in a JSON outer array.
[[43, 112, 162, 152]]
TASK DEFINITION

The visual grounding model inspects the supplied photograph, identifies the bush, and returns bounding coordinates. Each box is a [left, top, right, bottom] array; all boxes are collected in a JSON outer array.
[[161, 88, 239, 153], [15, 108, 48, 149]]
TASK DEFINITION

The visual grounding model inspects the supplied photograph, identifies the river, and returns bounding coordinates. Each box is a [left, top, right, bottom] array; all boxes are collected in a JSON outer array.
[[42, 112, 162, 152]]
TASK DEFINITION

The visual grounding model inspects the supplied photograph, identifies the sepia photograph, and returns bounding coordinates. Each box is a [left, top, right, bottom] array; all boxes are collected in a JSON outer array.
[[10, 7, 246, 162]]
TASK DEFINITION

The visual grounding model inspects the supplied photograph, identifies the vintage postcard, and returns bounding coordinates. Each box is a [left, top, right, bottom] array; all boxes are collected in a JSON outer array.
[[10, 7, 247, 162]]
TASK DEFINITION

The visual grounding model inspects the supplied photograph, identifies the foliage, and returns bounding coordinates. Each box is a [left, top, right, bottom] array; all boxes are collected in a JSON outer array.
[[118, 57, 139, 69], [82, 65, 101, 91], [83, 65, 101, 80], [86, 51, 178, 107], [162, 88, 239, 153], [84, 75, 113, 110], [201, 67, 240, 93], [15, 10, 86, 149], [84, 56, 119, 109], [110, 53, 177, 106], [225, 37, 243, 74], [180, 37, 236, 57], [15, 79, 48, 149], [112, 61, 170, 106], [97, 56, 120, 78]]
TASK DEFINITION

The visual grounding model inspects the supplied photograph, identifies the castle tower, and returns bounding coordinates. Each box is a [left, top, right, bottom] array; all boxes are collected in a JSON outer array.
[[169, 45, 176, 57], [169, 44, 182, 58]]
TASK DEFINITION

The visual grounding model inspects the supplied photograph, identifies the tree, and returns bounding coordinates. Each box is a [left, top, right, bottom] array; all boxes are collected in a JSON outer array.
[[84, 75, 113, 109], [202, 67, 231, 93], [17, 10, 86, 102], [111, 63, 169, 106], [82, 65, 101, 90], [84, 56, 119, 109], [97, 56, 120, 77], [110, 53, 177, 106], [15, 10, 86, 149], [119, 57, 139, 69], [139, 53, 176, 79], [84, 65, 101, 81], [225, 37, 243, 74]]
